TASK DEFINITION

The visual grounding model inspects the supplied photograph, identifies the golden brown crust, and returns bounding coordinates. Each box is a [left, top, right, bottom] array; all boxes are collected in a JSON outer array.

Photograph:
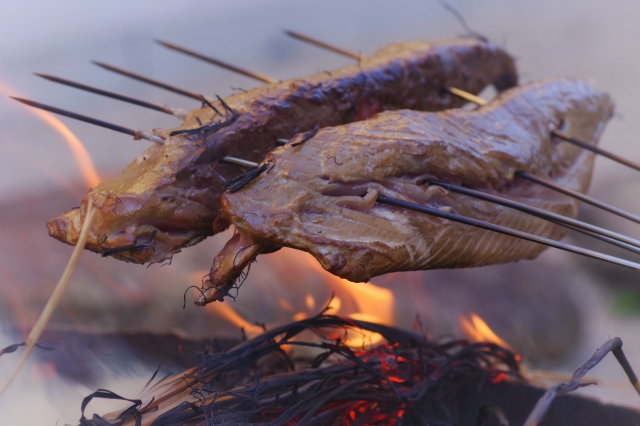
[[47, 38, 517, 264], [205, 78, 613, 301]]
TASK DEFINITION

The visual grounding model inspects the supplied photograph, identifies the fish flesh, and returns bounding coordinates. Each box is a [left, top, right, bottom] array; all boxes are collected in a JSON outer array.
[[201, 78, 613, 305], [46, 38, 517, 264]]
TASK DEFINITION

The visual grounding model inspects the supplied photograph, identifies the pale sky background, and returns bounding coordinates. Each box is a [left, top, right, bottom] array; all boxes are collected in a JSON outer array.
[[2, 0, 640, 203]]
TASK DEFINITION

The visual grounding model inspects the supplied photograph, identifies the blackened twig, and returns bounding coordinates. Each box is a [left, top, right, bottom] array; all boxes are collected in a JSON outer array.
[[222, 163, 269, 193], [216, 95, 236, 114], [434, 0, 488, 42], [200, 95, 221, 115], [104, 312, 518, 425], [523, 337, 639, 426], [613, 346, 640, 394], [0, 342, 56, 357], [169, 112, 239, 137], [79, 389, 142, 426], [290, 125, 319, 147], [140, 361, 164, 396]]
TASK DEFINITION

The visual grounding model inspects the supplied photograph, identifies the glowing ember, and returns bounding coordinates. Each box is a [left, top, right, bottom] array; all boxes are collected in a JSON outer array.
[[190, 247, 395, 348], [101, 313, 520, 425], [0, 81, 100, 188], [459, 312, 515, 352]]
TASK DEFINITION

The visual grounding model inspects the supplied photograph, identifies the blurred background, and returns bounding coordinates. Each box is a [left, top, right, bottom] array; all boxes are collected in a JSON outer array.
[[2, 0, 640, 423]]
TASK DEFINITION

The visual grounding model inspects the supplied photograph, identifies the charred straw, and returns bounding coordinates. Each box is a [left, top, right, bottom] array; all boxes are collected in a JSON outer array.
[[222, 164, 270, 193], [169, 97, 239, 137], [83, 311, 520, 425], [0, 342, 55, 358], [290, 124, 319, 147], [169, 113, 239, 137]]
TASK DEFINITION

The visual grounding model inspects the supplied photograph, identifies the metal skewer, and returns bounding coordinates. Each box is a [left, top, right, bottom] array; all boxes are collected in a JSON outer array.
[[376, 195, 640, 271], [430, 180, 640, 254], [155, 40, 279, 84], [221, 156, 260, 168], [551, 130, 640, 173], [11, 97, 165, 144], [287, 33, 640, 175], [34, 73, 186, 119], [92, 61, 209, 102], [213, 156, 640, 270], [560, 224, 640, 255], [284, 30, 365, 61], [444, 86, 640, 173], [281, 31, 627, 174], [517, 171, 640, 225]]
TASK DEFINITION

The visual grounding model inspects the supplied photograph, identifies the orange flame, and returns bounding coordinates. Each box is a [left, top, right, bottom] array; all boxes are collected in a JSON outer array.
[[207, 302, 266, 339], [304, 256, 394, 325], [459, 312, 514, 352], [189, 245, 396, 348], [0, 81, 100, 188], [303, 253, 394, 347], [190, 266, 265, 338]]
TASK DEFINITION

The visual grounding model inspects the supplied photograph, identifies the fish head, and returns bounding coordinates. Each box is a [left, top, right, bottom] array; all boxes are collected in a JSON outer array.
[[46, 135, 221, 264]]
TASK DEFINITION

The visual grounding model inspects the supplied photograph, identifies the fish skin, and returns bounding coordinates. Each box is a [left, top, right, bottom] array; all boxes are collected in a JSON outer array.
[[205, 78, 613, 302], [45, 38, 517, 264]]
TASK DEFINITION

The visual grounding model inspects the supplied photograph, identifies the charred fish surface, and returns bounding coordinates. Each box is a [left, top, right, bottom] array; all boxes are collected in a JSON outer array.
[[46, 38, 517, 264], [203, 78, 613, 304]]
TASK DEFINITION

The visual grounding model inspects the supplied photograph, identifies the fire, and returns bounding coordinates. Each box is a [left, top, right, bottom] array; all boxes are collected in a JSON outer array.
[[0, 81, 100, 188], [458, 312, 515, 352], [191, 248, 395, 348], [302, 253, 394, 347], [303, 253, 394, 326], [207, 302, 266, 338], [190, 267, 266, 338]]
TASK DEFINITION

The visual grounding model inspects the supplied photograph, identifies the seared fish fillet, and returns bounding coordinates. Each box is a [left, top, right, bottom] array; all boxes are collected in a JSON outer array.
[[46, 38, 516, 264], [201, 78, 613, 304]]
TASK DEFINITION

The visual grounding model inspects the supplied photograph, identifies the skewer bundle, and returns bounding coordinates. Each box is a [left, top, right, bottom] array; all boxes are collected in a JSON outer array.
[[13, 31, 640, 306]]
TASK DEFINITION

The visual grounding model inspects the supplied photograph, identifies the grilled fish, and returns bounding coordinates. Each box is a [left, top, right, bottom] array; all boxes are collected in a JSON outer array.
[[46, 38, 516, 264], [200, 78, 613, 305]]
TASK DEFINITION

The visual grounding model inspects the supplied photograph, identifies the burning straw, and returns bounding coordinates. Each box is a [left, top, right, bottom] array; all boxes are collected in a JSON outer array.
[[82, 309, 520, 426]]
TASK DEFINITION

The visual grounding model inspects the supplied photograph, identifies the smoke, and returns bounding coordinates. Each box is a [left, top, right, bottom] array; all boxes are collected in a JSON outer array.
[[0, 329, 154, 425]]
